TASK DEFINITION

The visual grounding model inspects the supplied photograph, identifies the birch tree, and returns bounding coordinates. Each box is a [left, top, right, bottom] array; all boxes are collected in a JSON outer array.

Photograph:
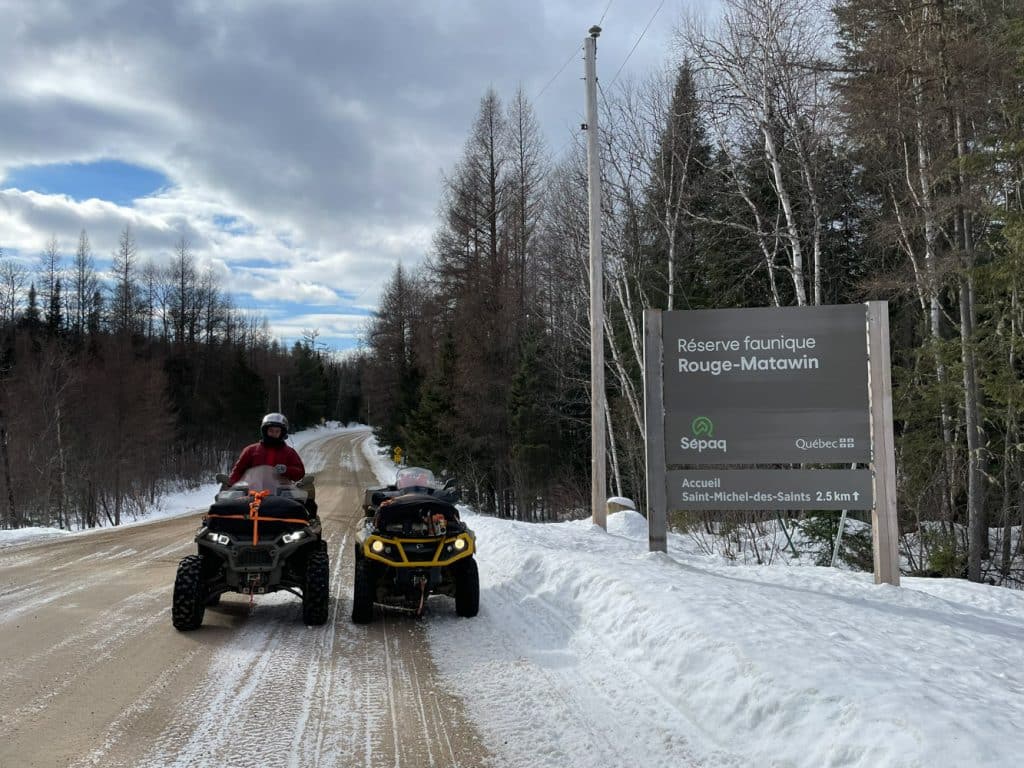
[[680, 0, 837, 305]]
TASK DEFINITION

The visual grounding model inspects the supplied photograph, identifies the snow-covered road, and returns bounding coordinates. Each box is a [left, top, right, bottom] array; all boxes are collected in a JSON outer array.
[[0, 429, 486, 768]]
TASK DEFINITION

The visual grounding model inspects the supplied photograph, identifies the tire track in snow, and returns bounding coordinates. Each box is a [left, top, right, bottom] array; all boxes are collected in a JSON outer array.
[[138, 433, 365, 768], [457, 576, 628, 768], [287, 532, 349, 768], [141, 536, 358, 764], [142, 610, 297, 767], [425, 528, 716, 768], [333, 431, 478, 768]]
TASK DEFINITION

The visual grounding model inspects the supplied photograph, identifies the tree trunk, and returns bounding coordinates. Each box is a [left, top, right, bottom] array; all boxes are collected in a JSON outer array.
[[604, 397, 623, 498], [762, 119, 807, 305], [954, 108, 986, 582], [961, 273, 986, 581], [912, 107, 956, 527], [55, 403, 67, 530], [0, 407, 17, 528]]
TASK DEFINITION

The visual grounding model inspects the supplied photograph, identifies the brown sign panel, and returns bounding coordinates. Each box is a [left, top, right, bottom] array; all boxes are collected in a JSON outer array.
[[666, 469, 874, 511], [662, 305, 871, 464]]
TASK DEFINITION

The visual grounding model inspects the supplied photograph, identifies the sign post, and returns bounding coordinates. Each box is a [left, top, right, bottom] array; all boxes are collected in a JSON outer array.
[[867, 302, 900, 586]]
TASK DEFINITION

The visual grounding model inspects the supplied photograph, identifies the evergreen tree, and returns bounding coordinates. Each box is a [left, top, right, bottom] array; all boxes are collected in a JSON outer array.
[[643, 61, 715, 311], [45, 278, 62, 336], [21, 283, 41, 330], [404, 329, 459, 470], [87, 289, 103, 337], [362, 264, 424, 446], [109, 224, 139, 336], [288, 341, 328, 430], [508, 323, 557, 520]]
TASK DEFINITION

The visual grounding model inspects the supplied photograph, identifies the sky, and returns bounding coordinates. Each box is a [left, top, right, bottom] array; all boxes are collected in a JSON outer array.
[[4, 423, 1022, 766], [0, 0, 703, 351]]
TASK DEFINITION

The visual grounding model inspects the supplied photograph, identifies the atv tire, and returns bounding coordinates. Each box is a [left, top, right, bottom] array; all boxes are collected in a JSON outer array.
[[351, 557, 376, 624], [172, 555, 206, 631], [302, 549, 330, 626], [454, 557, 479, 618]]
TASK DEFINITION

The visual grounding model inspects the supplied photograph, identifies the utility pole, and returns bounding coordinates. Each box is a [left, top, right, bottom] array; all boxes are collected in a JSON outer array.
[[584, 25, 607, 530], [277, 374, 282, 413]]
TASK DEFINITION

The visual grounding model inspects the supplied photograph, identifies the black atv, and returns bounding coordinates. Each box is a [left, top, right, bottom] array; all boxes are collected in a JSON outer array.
[[172, 465, 328, 631], [352, 467, 479, 623]]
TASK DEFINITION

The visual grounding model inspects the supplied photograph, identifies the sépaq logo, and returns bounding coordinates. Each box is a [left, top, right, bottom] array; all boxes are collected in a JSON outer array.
[[680, 416, 727, 453]]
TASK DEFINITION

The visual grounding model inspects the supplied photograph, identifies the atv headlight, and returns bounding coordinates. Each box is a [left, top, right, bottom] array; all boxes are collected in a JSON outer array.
[[206, 532, 231, 545], [281, 530, 307, 544], [370, 539, 385, 553], [453, 537, 467, 551]]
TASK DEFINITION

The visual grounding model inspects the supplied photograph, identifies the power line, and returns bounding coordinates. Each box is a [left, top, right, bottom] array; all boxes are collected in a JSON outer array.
[[535, 43, 583, 101], [534, 0, 614, 103], [608, 0, 666, 86]]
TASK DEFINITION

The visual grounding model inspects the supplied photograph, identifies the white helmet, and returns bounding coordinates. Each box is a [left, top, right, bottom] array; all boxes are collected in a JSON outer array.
[[260, 412, 289, 439]]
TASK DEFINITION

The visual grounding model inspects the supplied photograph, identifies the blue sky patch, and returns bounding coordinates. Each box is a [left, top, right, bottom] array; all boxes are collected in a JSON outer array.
[[230, 256, 280, 270], [3, 159, 170, 206], [213, 214, 254, 235]]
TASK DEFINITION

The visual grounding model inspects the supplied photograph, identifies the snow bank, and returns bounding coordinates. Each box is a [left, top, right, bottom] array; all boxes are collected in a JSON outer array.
[[423, 509, 1024, 768], [0, 526, 72, 547], [357, 431, 398, 486]]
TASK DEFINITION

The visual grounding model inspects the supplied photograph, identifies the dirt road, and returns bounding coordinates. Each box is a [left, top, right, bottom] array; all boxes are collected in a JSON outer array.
[[0, 429, 490, 768]]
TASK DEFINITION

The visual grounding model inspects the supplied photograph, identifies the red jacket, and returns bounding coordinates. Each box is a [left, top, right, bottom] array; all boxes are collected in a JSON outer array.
[[228, 441, 305, 485]]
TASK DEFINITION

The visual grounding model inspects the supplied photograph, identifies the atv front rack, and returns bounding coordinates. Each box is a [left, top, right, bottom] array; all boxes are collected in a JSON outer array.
[[205, 490, 309, 545]]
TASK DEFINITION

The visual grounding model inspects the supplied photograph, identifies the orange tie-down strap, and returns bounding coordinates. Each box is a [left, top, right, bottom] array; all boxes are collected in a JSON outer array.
[[205, 491, 309, 545]]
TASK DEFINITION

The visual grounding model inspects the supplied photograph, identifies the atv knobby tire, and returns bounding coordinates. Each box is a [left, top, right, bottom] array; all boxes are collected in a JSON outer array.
[[351, 557, 376, 624], [454, 557, 479, 618], [302, 549, 330, 626], [172, 555, 206, 631]]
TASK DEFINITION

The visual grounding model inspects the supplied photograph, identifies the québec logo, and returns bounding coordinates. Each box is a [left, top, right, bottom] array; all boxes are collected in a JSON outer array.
[[680, 416, 728, 453]]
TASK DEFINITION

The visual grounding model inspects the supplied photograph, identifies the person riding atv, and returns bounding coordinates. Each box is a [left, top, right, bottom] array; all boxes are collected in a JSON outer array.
[[228, 413, 317, 518], [171, 414, 326, 631], [352, 467, 478, 622]]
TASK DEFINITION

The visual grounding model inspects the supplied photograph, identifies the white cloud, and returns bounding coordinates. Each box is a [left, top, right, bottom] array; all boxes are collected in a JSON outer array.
[[0, 0, 689, 347]]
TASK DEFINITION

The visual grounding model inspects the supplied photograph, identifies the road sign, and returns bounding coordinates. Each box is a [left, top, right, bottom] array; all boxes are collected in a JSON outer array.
[[662, 305, 870, 464], [666, 469, 874, 511]]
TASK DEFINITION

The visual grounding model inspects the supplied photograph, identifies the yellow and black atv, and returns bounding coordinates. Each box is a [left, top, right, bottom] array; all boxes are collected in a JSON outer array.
[[352, 467, 478, 622]]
